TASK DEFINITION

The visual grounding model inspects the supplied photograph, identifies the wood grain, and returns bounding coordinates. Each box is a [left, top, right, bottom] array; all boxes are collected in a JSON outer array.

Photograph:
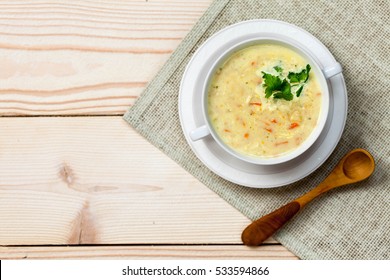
[[0, 0, 296, 260], [0, 245, 298, 259], [0, 117, 278, 245], [0, 0, 213, 116], [242, 202, 301, 246]]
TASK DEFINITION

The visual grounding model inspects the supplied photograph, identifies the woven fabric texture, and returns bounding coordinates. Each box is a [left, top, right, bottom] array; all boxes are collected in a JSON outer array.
[[124, 0, 390, 259]]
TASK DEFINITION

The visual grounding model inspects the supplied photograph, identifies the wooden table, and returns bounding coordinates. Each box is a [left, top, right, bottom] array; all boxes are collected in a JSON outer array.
[[0, 0, 297, 259]]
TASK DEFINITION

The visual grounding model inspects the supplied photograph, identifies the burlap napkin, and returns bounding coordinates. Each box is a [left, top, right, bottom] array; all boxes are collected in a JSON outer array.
[[124, 0, 389, 259]]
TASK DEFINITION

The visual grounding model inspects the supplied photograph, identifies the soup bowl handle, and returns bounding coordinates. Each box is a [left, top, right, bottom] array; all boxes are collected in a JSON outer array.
[[322, 62, 342, 79], [190, 125, 210, 141]]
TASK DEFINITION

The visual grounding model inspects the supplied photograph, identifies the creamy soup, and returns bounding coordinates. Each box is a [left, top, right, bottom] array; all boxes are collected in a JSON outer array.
[[207, 44, 322, 158]]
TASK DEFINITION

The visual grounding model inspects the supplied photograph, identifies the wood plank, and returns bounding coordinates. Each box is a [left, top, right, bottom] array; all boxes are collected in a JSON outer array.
[[0, 245, 298, 259], [0, 117, 278, 245], [0, 0, 213, 116]]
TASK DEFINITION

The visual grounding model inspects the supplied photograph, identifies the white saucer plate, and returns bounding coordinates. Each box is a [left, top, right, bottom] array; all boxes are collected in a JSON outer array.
[[178, 19, 347, 188]]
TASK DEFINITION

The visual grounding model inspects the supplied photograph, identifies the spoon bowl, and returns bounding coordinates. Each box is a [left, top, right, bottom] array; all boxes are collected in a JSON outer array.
[[342, 150, 375, 180], [241, 148, 375, 246]]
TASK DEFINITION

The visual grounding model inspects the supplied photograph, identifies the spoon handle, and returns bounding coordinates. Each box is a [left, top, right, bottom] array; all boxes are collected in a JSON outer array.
[[241, 201, 301, 246], [241, 149, 375, 247], [241, 180, 333, 246]]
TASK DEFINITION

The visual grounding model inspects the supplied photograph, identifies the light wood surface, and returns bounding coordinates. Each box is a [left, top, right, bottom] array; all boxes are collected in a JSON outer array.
[[0, 0, 211, 115], [0, 0, 297, 259], [0, 245, 298, 260]]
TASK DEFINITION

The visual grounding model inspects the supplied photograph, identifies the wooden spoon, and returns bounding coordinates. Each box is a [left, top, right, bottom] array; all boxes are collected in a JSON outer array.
[[241, 148, 375, 246]]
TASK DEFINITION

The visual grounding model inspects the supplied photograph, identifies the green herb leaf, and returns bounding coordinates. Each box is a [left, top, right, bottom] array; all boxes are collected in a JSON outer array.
[[273, 66, 283, 73], [296, 85, 304, 97], [273, 79, 293, 101], [265, 87, 274, 98], [261, 64, 311, 101], [288, 64, 311, 83], [304, 64, 311, 82], [281, 80, 293, 100], [262, 72, 282, 98], [262, 73, 293, 101]]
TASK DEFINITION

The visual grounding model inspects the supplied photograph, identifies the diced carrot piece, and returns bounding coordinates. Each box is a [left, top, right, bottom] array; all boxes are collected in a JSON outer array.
[[244, 133, 249, 139], [289, 122, 299, 129], [265, 128, 272, 133], [271, 119, 277, 123], [275, 141, 289, 146]]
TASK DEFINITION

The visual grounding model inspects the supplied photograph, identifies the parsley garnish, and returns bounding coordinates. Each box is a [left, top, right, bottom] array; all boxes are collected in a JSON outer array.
[[261, 64, 311, 101], [262, 72, 282, 98], [288, 64, 311, 83], [295, 85, 304, 97], [273, 65, 283, 73]]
